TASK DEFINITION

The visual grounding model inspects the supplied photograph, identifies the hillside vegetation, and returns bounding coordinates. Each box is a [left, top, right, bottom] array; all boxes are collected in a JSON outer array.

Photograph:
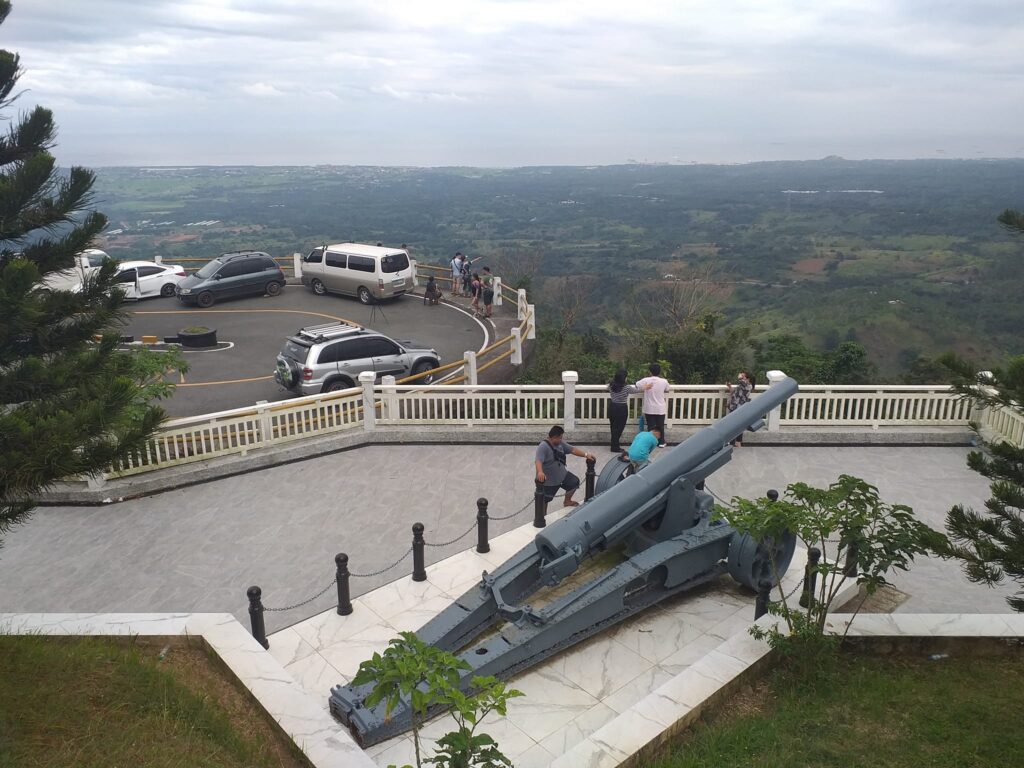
[[92, 160, 1024, 378]]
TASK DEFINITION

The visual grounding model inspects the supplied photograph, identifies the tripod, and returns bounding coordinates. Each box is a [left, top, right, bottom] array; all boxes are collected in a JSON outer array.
[[367, 300, 389, 326]]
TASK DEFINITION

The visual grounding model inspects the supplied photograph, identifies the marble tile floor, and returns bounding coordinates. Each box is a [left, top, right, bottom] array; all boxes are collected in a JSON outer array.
[[272, 516, 811, 768]]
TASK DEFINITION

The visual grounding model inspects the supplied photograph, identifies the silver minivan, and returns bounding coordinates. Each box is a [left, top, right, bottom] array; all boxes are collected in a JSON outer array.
[[301, 243, 413, 304]]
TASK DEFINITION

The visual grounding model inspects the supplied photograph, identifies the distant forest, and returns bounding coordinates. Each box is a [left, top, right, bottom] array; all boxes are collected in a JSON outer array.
[[91, 160, 1024, 379]]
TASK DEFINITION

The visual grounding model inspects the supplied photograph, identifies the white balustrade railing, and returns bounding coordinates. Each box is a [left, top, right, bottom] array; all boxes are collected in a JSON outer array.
[[102, 376, 1024, 479]]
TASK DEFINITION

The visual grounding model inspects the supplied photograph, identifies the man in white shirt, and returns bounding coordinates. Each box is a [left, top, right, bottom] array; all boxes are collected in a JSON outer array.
[[636, 363, 671, 446], [450, 252, 465, 293]]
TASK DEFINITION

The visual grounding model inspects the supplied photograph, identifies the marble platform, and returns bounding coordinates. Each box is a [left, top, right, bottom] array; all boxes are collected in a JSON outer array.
[[273, 511, 830, 768]]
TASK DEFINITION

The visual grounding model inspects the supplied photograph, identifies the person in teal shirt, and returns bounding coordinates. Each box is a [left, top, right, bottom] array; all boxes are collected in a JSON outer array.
[[625, 428, 662, 465]]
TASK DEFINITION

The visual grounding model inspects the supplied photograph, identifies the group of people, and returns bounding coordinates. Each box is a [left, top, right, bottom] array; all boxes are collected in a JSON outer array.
[[421, 252, 495, 319], [534, 367, 757, 507]]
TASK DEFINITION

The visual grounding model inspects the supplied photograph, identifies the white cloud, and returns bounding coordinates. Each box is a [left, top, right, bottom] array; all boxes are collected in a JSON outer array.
[[2, 0, 1022, 165], [241, 82, 285, 98]]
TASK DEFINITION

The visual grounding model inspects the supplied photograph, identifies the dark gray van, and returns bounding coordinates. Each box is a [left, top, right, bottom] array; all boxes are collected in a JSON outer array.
[[176, 251, 286, 307]]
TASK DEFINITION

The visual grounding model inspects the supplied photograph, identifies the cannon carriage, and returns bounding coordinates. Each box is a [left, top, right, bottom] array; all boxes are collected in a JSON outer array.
[[330, 376, 800, 746]]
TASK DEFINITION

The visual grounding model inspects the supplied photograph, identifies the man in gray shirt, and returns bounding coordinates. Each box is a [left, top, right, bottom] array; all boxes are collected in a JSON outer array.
[[535, 425, 595, 507]]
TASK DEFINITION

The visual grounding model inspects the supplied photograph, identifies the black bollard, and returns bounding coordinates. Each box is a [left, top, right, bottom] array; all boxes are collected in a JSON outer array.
[[799, 547, 822, 608], [412, 522, 427, 582], [247, 585, 269, 649], [843, 540, 859, 578], [754, 578, 772, 620], [476, 498, 490, 554], [585, 457, 597, 501], [335, 553, 353, 616], [767, 488, 779, 502], [533, 480, 548, 528]]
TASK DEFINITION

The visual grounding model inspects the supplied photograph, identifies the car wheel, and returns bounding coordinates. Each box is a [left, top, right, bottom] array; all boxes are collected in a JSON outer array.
[[160, 283, 176, 297], [324, 379, 354, 393], [411, 360, 437, 384], [358, 286, 373, 305], [311, 279, 326, 295], [266, 281, 283, 297], [196, 291, 215, 308]]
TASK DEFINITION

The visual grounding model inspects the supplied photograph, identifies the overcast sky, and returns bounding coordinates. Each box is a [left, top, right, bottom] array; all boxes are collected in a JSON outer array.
[[7, 1, 1024, 166]]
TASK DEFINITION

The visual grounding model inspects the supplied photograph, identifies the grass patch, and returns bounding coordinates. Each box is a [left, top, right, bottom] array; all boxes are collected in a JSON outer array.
[[0, 635, 308, 768], [649, 650, 1024, 768]]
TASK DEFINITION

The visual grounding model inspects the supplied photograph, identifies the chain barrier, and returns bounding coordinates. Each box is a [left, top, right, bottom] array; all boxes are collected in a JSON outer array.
[[349, 546, 414, 578], [263, 578, 337, 613], [259, 491, 565, 611]]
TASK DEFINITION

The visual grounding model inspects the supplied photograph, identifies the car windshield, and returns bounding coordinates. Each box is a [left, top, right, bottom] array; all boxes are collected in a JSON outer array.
[[381, 253, 409, 274], [281, 340, 309, 362], [195, 260, 221, 278]]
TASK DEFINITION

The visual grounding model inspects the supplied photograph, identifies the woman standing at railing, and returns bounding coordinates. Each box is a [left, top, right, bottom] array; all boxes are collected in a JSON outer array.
[[608, 369, 648, 453]]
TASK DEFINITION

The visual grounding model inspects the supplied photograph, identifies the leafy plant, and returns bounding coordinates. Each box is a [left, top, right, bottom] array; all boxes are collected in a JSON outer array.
[[181, 326, 211, 334], [351, 632, 523, 768], [719, 475, 945, 658]]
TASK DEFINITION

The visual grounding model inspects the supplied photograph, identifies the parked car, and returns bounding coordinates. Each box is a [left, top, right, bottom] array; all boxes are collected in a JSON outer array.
[[300, 243, 413, 304], [176, 251, 285, 308], [111, 260, 187, 299], [274, 322, 440, 395], [40, 248, 109, 292]]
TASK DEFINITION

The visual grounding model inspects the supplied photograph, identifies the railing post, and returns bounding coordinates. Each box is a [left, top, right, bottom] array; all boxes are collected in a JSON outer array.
[[464, 350, 478, 386], [526, 305, 536, 340], [476, 498, 490, 554], [754, 578, 772, 620], [517, 288, 527, 320], [765, 369, 787, 432], [799, 547, 822, 608], [511, 327, 523, 366], [534, 480, 548, 528], [293, 252, 303, 279], [562, 370, 578, 430], [154, 254, 163, 265], [412, 523, 427, 581], [493, 275, 503, 306], [335, 553, 353, 615], [585, 457, 596, 500], [358, 371, 376, 431], [247, 586, 269, 649], [381, 375, 398, 422], [256, 399, 274, 445], [411, 259, 419, 287]]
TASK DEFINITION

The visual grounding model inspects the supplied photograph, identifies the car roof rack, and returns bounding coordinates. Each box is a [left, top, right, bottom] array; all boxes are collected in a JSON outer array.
[[295, 322, 365, 343]]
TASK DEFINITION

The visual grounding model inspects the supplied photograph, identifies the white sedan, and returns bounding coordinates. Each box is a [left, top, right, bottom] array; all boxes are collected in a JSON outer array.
[[111, 260, 188, 300]]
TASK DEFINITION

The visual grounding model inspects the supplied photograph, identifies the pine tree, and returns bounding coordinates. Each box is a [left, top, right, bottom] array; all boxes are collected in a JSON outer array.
[[0, 1, 180, 549]]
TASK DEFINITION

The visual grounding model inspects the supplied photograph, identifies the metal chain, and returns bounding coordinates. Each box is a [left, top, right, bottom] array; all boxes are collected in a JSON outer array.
[[349, 546, 413, 578], [425, 522, 477, 548], [491, 491, 564, 520], [263, 578, 337, 613]]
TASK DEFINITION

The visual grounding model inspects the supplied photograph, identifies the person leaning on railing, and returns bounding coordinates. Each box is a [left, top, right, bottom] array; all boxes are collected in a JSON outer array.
[[608, 369, 651, 453]]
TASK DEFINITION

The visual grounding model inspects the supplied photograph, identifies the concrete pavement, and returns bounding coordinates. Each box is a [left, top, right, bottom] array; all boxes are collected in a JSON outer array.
[[0, 446, 1014, 634]]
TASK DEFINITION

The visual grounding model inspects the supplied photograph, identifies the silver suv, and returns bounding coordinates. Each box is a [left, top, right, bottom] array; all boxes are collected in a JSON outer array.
[[275, 322, 441, 395]]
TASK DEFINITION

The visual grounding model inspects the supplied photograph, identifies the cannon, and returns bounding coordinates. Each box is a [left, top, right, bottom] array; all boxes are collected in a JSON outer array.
[[330, 377, 800, 746]]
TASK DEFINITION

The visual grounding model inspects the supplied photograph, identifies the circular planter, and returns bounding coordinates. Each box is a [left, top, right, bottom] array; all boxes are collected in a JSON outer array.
[[178, 327, 218, 348]]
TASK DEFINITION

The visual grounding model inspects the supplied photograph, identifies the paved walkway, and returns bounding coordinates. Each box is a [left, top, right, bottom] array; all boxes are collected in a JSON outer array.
[[0, 446, 1013, 632]]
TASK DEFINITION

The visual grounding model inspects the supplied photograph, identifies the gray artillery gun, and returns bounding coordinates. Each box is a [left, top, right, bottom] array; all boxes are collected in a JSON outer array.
[[330, 377, 800, 746]]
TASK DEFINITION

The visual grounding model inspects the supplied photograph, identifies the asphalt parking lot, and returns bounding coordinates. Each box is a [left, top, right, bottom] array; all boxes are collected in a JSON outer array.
[[124, 287, 489, 418]]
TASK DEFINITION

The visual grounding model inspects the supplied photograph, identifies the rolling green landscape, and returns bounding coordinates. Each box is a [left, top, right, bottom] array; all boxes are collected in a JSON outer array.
[[90, 160, 1024, 379]]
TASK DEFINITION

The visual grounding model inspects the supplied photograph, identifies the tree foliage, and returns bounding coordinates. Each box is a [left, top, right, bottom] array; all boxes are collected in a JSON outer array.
[[351, 632, 523, 768], [0, 0, 183, 547], [719, 476, 944, 660], [941, 352, 1024, 611], [752, 334, 875, 384]]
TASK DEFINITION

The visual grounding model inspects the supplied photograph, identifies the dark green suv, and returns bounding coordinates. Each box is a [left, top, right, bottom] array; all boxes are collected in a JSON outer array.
[[176, 251, 286, 307]]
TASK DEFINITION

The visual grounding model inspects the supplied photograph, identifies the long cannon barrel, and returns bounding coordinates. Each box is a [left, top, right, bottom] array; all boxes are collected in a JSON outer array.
[[535, 377, 799, 562]]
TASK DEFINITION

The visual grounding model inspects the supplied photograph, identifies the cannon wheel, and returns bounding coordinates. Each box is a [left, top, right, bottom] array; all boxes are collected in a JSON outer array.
[[594, 455, 635, 495], [726, 529, 797, 590]]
